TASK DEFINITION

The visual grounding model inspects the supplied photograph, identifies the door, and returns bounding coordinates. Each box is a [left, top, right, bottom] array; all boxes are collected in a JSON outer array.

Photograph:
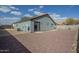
[[34, 21, 40, 31]]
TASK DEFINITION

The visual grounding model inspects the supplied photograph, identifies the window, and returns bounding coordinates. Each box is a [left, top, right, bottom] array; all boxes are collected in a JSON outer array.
[[51, 24, 53, 27], [51, 24, 53, 25]]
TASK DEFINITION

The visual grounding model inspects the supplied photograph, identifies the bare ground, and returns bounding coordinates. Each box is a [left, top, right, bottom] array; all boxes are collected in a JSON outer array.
[[6, 29, 77, 53]]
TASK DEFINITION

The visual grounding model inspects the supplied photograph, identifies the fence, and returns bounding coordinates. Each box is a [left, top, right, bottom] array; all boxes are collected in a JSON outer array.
[[56, 25, 79, 30]]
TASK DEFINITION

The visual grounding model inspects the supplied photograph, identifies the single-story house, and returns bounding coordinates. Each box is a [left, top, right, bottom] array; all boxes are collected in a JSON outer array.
[[13, 14, 56, 32]]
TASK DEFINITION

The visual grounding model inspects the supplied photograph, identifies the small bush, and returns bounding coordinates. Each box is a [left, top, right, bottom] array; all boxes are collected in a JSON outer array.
[[17, 28, 21, 31], [68, 27, 71, 30]]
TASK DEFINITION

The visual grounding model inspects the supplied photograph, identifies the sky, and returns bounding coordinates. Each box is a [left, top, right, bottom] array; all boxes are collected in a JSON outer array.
[[0, 5, 79, 25]]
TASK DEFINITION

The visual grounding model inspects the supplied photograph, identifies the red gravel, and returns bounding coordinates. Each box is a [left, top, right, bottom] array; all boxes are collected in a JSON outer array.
[[8, 29, 77, 53]]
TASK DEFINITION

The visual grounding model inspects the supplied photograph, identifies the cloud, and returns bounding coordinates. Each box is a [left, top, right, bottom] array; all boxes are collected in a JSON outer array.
[[39, 6, 44, 9], [27, 5, 66, 21], [10, 11, 22, 16], [49, 13, 67, 20], [27, 5, 67, 22], [0, 6, 11, 13], [28, 9, 35, 12], [34, 11, 45, 15], [9, 6, 19, 10], [24, 14, 32, 17], [0, 17, 20, 25], [28, 5, 44, 12], [27, 6, 44, 17], [2, 17, 20, 19], [48, 13, 67, 24], [0, 5, 20, 14]]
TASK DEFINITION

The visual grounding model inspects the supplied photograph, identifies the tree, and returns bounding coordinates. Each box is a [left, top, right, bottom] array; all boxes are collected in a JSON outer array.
[[65, 18, 76, 25], [75, 20, 79, 24]]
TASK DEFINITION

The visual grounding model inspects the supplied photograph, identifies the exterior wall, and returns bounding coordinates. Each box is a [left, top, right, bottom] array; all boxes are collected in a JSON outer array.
[[13, 16, 56, 32], [33, 16, 56, 31], [13, 21, 31, 32], [31, 21, 34, 32]]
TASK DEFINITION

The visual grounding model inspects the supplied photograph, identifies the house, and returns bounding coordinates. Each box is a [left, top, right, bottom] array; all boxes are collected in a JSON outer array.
[[13, 14, 56, 32]]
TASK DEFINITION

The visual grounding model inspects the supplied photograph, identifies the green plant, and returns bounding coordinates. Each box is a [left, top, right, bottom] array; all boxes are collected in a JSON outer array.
[[65, 18, 76, 25]]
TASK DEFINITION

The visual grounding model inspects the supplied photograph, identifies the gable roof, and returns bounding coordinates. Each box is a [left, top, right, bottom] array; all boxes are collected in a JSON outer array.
[[14, 14, 56, 25]]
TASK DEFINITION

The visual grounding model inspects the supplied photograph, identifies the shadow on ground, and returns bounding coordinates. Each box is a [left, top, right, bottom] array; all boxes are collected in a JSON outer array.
[[0, 29, 31, 53], [77, 29, 79, 53]]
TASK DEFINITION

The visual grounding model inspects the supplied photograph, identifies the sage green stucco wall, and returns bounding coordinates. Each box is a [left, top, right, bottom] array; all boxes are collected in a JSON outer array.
[[13, 16, 56, 32], [32, 16, 56, 31], [13, 21, 31, 32]]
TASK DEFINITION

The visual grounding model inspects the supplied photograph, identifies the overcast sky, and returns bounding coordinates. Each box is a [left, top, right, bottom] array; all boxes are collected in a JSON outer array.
[[0, 5, 79, 25]]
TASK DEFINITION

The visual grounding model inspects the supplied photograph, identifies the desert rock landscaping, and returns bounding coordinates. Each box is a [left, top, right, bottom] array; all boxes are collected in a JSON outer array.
[[1, 29, 77, 53]]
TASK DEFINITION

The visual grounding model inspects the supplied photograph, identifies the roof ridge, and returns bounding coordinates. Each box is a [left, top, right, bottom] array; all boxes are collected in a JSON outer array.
[[13, 14, 53, 24]]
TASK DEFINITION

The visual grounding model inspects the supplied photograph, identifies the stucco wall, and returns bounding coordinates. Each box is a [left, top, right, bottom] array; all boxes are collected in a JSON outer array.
[[13, 21, 31, 32], [13, 16, 56, 32], [33, 16, 56, 31], [31, 21, 34, 32]]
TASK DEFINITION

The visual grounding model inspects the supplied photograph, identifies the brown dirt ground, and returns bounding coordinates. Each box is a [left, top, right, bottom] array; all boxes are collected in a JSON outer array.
[[6, 29, 77, 53]]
